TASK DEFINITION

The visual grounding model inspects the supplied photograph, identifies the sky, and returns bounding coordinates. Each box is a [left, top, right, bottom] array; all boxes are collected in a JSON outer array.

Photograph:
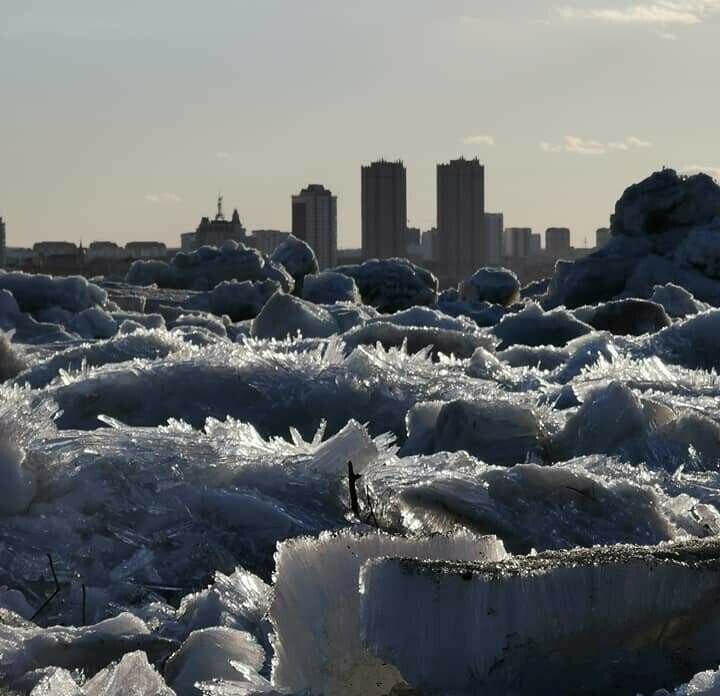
[[1, 0, 719, 249]]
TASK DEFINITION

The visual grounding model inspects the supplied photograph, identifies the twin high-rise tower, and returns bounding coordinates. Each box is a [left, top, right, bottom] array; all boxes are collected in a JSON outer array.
[[360, 157, 486, 283], [293, 157, 488, 282]]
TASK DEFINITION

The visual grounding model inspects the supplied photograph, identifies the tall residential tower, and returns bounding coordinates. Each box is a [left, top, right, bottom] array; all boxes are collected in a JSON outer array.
[[361, 160, 407, 260], [545, 227, 571, 256], [0, 217, 6, 268], [436, 157, 485, 283], [292, 184, 338, 269], [484, 213, 504, 265]]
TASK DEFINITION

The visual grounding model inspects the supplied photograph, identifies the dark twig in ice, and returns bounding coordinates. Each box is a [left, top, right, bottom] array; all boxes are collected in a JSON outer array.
[[31, 554, 61, 622], [564, 485, 597, 502], [348, 460, 362, 518]]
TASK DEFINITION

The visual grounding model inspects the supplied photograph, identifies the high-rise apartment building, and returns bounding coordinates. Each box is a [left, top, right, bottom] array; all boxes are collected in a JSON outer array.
[[292, 184, 337, 269], [422, 227, 438, 263], [405, 226, 422, 249], [0, 217, 6, 268], [505, 227, 533, 258], [361, 160, 407, 260], [436, 157, 485, 282], [484, 213, 504, 265], [595, 227, 611, 248], [530, 233, 542, 254], [546, 227, 571, 256]]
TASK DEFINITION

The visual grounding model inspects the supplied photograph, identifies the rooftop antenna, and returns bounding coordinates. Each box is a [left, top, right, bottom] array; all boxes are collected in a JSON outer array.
[[216, 192, 225, 221]]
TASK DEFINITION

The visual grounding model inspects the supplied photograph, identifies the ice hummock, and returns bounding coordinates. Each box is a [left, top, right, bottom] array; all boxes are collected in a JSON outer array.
[[361, 537, 720, 695], [0, 272, 107, 313], [164, 627, 265, 696], [270, 235, 318, 293], [0, 612, 176, 685], [334, 258, 438, 312], [0, 330, 28, 382], [270, 529, 507, 696], [458, 266, 520, 307], [126, 242, 294, 293], [301, 271, 361, 305]]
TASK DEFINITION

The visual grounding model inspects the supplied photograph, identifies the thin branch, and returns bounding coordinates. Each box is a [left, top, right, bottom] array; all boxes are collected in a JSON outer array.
[[31, 554, 61, 622], [348, 461, 362, 518]]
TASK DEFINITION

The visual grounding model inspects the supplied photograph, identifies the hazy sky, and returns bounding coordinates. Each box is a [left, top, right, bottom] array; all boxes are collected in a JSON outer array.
[[1, 0, 719, 249]]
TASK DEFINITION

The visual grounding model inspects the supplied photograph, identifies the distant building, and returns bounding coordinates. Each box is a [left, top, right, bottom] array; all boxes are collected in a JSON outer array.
[[361, 160, 407, 261], [403, 229, 419, 256], [422, 227, 438, 262], [403, 226, 426, 263], [596, 227, 611, 248], [292, 184, 338, 269], [86, 241, 126, 261], [336, 248, 363, 266], [484, 213, 503, 265], [180, 232, 196, 252], [405, 226, 422, 248], [248, 229, 290, 256], [436, 158, 485, 283], [194, 195, 246, 248], [546, 227, 571, 256], [32, 242, 84, 273], [83, 242, 134, 276], [530, 233, 542, 254], [0, 217, 6, 268], [6, 247, 32, 269], [125, 241, 167, 260], [33, 241, 78, 257], [505, 227, 533, 258]]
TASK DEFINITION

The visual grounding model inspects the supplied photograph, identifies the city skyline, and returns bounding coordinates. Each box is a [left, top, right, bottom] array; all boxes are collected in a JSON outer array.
[[2, 1, 718, 248], [0, 158, 617, 252], [0, 151, 698, 250]]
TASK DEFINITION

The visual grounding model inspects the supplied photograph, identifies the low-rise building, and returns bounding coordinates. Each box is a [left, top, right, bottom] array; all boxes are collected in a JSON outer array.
[[194, 196, 246, 249], [86, 241, 127, 261], [32, 241, 84, 273], [247, 229, 290, 256], [5, 247, 32, 269], [125, 241, 167, 260], [180, 232, 196, 252]]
